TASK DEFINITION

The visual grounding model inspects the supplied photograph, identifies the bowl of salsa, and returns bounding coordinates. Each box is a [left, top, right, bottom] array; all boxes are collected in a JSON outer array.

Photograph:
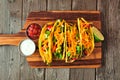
[[26, 23, 42, 40]]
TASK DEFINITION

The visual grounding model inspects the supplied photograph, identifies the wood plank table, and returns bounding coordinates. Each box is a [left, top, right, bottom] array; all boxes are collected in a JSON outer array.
[[0, 0, 120, 80]]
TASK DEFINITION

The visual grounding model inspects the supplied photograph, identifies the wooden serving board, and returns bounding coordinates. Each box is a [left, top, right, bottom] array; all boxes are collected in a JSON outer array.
[[0, 11, 102, 68]]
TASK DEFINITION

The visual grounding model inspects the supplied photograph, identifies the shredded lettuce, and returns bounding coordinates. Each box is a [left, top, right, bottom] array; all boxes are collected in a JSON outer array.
[[54, 52, 62, 59], [67, 52, 71, 57], [76, 45, 81, 54], [45, 30, 50, 39]]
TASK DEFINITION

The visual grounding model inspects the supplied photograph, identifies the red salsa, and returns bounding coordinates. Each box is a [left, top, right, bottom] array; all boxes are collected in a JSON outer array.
[[27, 23, 41, 40]]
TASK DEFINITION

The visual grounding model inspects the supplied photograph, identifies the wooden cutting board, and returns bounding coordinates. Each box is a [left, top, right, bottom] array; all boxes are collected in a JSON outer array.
[[0, 11, 102, 68]]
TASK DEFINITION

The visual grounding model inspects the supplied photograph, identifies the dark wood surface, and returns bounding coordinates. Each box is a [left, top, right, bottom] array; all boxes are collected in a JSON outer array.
[[0, 0, 120, 80]]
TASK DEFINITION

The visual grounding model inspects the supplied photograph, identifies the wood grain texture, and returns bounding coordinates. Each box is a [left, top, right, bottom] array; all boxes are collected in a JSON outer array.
[[0, 0, 22, 80], [96, 0, 120, 80], [22, 0, 47, 27], [70, 0, 97, 80], [72, 0, 97, 10], [70, 69, 95, 80], [45, 69, 69, 80], [0, 32, 26, 46], [47, 0, 71, 10], [20, 0, 47, 80]]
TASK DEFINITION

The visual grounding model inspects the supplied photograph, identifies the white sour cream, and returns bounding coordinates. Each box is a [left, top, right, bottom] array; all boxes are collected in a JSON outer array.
[[19, 39, 36, 56]]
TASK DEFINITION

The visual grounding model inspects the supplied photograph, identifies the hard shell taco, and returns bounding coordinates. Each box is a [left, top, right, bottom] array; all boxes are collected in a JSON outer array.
[[52, 19, 65, 60], [38, 21, 59, 65], [77, 18, 94, 56], [65, 22, 82, 63], [38, 18, 95, 64]]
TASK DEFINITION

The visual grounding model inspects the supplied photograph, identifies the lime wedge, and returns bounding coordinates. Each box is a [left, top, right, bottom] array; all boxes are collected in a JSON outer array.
[[92, 27, 104, 42]]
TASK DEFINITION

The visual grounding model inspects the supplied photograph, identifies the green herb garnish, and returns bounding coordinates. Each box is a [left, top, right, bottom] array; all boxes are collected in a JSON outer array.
[[76, 45, 81, 54], [54, 52, 63, 59], [45, 30, 50, 38], [67, 52, 71, 57]]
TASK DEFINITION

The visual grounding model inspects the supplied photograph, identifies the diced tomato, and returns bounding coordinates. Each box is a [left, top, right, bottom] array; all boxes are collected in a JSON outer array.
[[34, 24, 37, 28], [47, 25, 52, 31], [27, 23, 41, 40], [52, 45, 57, 53], [30, 24, 35, 28], [28, 30, 33, 35], [37, 34, 40, 37], [72, 58, 77, 60], [32, 29, 37, 34], [28, 26, 33, 31]]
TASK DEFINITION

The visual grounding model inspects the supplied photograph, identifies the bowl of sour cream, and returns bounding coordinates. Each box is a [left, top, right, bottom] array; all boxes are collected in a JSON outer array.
[[19, 39, 36, 56]]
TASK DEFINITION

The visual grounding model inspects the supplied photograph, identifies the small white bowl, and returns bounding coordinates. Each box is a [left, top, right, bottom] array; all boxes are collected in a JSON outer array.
[[18, 39, 36, 56]]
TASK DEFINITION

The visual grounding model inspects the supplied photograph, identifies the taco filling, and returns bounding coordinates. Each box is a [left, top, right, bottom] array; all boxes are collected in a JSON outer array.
[[77, 18, 94, 56], [65, 22, 83, 62], [38, 18, 95, 64], [52, 20, 65, 60], [38, 21, 59, 65]]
